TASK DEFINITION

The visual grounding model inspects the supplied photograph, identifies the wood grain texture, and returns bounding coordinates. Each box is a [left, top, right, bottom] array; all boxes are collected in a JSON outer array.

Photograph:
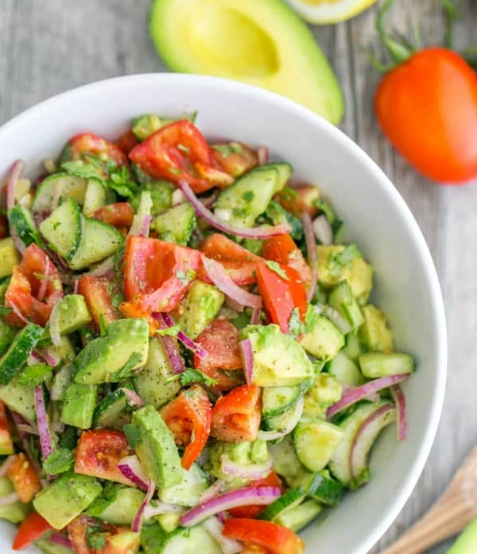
[[1, 1, 477, 553]]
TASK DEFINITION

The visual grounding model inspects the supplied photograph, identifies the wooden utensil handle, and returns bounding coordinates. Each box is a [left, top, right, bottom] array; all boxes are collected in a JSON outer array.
[[379, 494, 473, 554]]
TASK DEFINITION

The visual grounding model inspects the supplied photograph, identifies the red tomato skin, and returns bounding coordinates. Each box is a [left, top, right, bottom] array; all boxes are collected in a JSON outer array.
[[262, 235, 311, 288], [115, 128, 139, 155], [4, 244, 63, 328], [160, 385, 212, 470], [92, 203, 134, 229], [68, 516, 139, 554], [211, 384, 262, 443], [77, 275, 118, 328], [222, 519, 305, 554], [229, 471, 283, 518], [13, 512, 52, 550], [211, 142, 258, 177], [74, 430, 134, 486], [277, 185, 320, 217], [8, 453, 41, 504], [0, 214, 7, 239], [69, 133, 128, 167], [375, 48, 477, 183], [194, 319, 243, 390]]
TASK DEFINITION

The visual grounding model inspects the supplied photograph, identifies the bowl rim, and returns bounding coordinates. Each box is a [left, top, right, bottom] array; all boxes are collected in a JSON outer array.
[[0, 73, 447, 554]]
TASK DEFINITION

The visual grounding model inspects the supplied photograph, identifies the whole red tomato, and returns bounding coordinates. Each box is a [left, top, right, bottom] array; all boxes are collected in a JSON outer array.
[[375, 48, 477, 184]]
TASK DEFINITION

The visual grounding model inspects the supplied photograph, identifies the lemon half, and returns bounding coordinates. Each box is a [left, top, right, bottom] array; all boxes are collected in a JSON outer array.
[[285, 0, 379, 24]]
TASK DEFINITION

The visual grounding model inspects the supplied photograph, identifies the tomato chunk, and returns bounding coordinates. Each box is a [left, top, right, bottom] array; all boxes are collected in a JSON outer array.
[[92, 203, 134, 229], [13, 512, 52, 550], [160, 385, 212, 470], [222, 519, 304, 554], [77, 275, 118, 328], [115, 128, 140, 156], [74, 430, 134, 486], [276, 185, 320, 217], [129, 120, 222, 193], [4, 244, 63, 328], [68, 516, 140, 554], [123, 236, 202, 314], [194, 319, 243, 390], [262, 235, 311, 288], [229, 471, 283, 519], [211, 142, 258, 177], [68, 132, 129, 167], [211, 384, 261, 443], [8, 452, 41, 503], [256, 262, 307, 334]]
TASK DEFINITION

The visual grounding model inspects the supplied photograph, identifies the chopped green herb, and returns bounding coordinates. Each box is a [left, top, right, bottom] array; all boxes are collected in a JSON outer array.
[[61, 160, 105, 181], [167, 368, 218, 388], [98, 313, 108, 338], [110, 352, 143, 381], [43, 447, 75, 475], [0, 306, 12, 317], [168, 167, 183, 175], [124, 423, 142, 448], [177, 144, 190, 154], [305, 306, 320, 334], [288, 308, 305, 339], [265, 260, 289, 281], [329, 244, 362, 278], [157, 325, 180, 337], [58, 426, 78, 450], [109, 166, 139, 198], [18, 363, 53, 386], [85, 482, 118, 517], [86, 526, 107, 550], [230, 142, 243, 154], [242, 190, 255, 203]]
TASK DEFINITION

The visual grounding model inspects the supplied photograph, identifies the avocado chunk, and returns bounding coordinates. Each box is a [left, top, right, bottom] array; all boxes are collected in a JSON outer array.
[[55, 294, 92, 335], [61, 383, 98, 429], [35, 539, 75, 554], [0, 238, 20, 278], [177, 282, 224, 339], [159, 464, 209, 507], [33, 472, 102, 529], [153, 202, 196, 245], [0, 376, 36, 423], [299, 315, 345, 360], [89, 485, 146, 525], [74, 318, 149, 384], [132, 405, 182, 488], [209, 440, 269, 481], [0, 477, 29, 523], [303, 373, 342, 418], [242, 324, 313, 387], [134, 337, 181, 409], [215, 164, 290, 228], [149, 0, 343, 123], [359, 304, 394, 352], [317, 245, 373, 305], [447, 517, 477, 554]]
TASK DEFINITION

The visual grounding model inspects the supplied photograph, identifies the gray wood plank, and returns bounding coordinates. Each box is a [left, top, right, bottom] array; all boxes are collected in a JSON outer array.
[[1, 1, 477, 553]]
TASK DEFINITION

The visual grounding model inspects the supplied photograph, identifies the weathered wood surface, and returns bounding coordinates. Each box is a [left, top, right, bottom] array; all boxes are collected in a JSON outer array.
[[1, 1, 476, 552]]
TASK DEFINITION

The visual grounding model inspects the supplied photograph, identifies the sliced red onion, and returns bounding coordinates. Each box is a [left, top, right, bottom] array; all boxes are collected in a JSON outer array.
[[251, 307, 261, 325], [36, 347, 62, 367], [313, 214, 333, 246], [121, 387, 144, 407], [180, 486, 281, 527], [28, 351, 43, 365], [6, 160, 25, 211], [8, 302, 29, 324], [225, 296, 245, 313], [50, 364, 71, 401], [198, 479, 225, 503], [10, 412, 42, 475], [258, 397, 305, 441], [350, 403, 396, 482], [177, 179, 290, 239], [143, 501, 183, 520], [0, 492, 20, 507], [48, 302, 62, 348], [301, 212, 318, 302], [73, 280, 79, 294], [118, 455, 149, 491], [217, 511, 227, 524], [327, 374, 409, 418], [221, 456, 272, 481], [152, 314, 185, 375], [49, 534, 73, 548], [203, 257, 262, 309], [314, 303, 352, 335], [0, 455, 17, 478], [132, 478, 155, 533], [157, 313, 208, 360], [87, 256, 115, 277], [257, 146, 269, 166], [239, 339, 254, 385], [129, 214, 152, 238], [34, 385, 53, 460], [203, 517, 242, 554], [200, 189, 219, 209], [17, 423, 39, 436], [341, 384, 380, 403], [391, 384, 407, 441]]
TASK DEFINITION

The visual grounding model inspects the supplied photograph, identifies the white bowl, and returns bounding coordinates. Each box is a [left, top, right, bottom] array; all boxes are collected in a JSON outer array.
[[0, 74, 446, 554]]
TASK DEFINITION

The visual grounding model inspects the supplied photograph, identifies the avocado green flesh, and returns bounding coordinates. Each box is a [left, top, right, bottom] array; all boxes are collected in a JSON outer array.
[[150, 0, 343, 124]]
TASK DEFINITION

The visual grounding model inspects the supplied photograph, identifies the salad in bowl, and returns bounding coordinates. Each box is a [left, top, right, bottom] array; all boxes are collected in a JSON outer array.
[[0, 113, 414, 554]]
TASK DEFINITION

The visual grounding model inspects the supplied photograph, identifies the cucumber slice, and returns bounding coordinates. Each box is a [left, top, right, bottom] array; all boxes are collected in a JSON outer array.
[[263, 397, 304, 432], [83, 180, 109, 216], [270, 436, 304, 480], [159, 464, 209, 507], [32, 173, 88, 213], [97, 486, 146, 525], [39, 199, 82, 260], [328, 280, 364, 332], [93, 383, 134, 429], [305, 471, 345, 507], [0, 323, 44, 384], [0, 377, 36, 423], [349, 403, 396, 489], [327, 351, 364, 387], [275, 499, 322, 532], [153, 202, 196, 245], [8, 205, 42, 248], [158, 525, 221, 554], [262, 385, 302, 419], [342, 333, 363, 361], [259, 487, 306, 521], [69, 217, 123, 270], [329, 401, 390, 486], [358, 352, 415, 378], [293, 419, 344, 472]]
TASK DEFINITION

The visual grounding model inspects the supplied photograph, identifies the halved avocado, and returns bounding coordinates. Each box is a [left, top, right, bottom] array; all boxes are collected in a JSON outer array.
[[149, 0, 344, 124]]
